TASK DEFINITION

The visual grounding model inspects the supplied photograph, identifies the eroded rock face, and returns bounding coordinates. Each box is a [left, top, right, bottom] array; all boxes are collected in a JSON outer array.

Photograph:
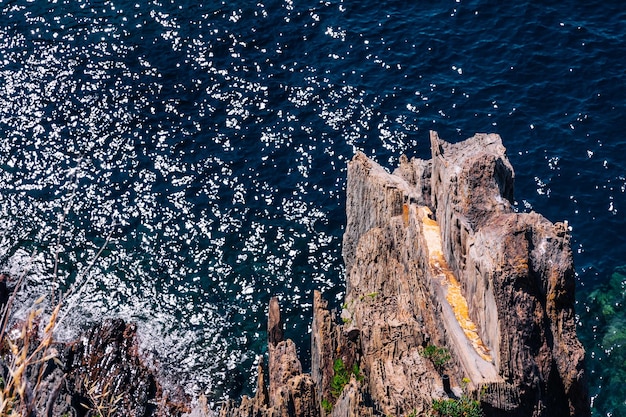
[[62, 319, 188, 417], [220, 131, 588, 417], [429, 131, 587, 416], [0, 317, 188, 417]]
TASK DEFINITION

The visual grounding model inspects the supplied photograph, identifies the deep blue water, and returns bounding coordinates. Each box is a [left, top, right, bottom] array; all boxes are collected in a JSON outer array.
[[1, 0, 625, 414]]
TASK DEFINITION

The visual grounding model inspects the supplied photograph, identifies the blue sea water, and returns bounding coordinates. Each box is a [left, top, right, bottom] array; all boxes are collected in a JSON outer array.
[[0, 0, 625, 414]]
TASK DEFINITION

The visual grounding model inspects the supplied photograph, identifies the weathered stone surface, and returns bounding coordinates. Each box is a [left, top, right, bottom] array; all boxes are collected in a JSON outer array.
[[219, 131, 588, 417], [329, 379, 373, 417], [429, 131, 588, 416], [429, 131, 515, 276], [62, 319, 188, 417], [393, 154, 432, 206], [310, 291, 340, 406]]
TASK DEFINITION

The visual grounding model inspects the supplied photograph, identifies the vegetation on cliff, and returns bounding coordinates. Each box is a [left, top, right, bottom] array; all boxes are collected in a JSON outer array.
[[0, 295, 59, 416]]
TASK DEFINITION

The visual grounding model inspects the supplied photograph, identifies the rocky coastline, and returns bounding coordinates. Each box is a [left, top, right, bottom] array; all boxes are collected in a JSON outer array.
[[0, 131, 589, 417], [220, 131, 589, 417], [0, 274, 190, 416]]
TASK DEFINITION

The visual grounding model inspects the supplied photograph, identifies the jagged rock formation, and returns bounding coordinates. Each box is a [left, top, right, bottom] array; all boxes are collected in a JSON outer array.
[[0, 314, 188, 417], [219, 297, 319, 417], [215, 131, 589, 417], [58, 319, 189, 416], [428, 132, 588, 416]]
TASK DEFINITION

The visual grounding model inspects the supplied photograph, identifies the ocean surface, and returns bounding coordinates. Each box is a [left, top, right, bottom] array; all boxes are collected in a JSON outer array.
[[0, 0, 625, 415]]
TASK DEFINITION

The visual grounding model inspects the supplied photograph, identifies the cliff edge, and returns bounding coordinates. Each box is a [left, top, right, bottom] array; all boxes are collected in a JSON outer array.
[[221, 131, 589, 417]]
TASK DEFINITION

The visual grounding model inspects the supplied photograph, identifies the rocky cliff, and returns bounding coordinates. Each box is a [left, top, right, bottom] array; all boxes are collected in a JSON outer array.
[[220, 131, 589, 417]]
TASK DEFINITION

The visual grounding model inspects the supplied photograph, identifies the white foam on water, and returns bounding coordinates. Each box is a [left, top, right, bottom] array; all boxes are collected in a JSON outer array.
[[0, 0, 430, 405]]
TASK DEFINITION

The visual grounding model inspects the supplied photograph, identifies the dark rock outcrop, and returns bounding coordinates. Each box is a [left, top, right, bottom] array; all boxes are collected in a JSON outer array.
[[221, 131, 589, 417], [60, 319, 188, 416], [0, 316, 188, 417]]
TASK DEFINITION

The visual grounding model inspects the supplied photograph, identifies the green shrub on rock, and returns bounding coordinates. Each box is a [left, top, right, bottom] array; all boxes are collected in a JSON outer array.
[[322, 358, 365, 412], [420, 345, 451, 374], [431, 395, 483, 417]]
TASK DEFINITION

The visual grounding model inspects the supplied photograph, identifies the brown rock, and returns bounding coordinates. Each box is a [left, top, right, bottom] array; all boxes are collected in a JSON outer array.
[[430, 132, 588, 416], [220, 299, 320, 417], [221, 131, 589, 417], [269, 297, 284, 346], [310, 291, 339, 405], [73, 319, 189, 416]]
